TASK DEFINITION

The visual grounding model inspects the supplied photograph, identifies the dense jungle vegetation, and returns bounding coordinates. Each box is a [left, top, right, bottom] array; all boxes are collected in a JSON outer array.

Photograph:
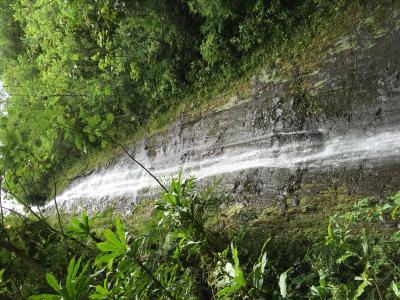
[[1, 177, 400, 299], [1, 0, 400, 299]]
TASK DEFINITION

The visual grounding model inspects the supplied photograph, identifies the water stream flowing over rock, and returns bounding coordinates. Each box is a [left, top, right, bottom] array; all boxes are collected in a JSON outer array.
[[56, 127, 400, 213], [55, 18, 400, 214], [6, 15, 400, 215]]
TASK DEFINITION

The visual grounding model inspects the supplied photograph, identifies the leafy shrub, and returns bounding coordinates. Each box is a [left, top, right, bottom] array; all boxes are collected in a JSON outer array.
[[30, 257, 91, 300], [3, 176, 400, 299]]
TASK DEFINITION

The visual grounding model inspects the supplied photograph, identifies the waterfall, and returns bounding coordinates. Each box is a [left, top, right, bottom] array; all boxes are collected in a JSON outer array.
[[54, 127, 400, 210], [2, 126, 400, 214]]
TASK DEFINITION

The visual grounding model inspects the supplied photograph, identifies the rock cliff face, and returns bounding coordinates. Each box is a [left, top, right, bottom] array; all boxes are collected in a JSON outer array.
[[58, 9, 400, 214]]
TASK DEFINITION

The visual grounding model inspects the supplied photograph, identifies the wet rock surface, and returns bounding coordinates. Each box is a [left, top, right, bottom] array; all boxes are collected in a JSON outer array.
[[57, 16, 400, 214]]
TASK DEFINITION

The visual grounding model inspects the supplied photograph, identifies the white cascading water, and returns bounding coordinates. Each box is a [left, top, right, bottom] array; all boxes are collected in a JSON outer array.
[[56, 127, 400, 206], [3, 127, 400, 214], [2, 198, 25, 215]]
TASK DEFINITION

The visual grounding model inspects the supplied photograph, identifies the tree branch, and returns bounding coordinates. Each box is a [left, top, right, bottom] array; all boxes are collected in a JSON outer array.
[[52, 176, 70, 265]]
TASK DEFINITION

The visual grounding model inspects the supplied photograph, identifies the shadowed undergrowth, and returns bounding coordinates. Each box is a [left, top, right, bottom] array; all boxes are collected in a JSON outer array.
[[1, 176, 400, 299]]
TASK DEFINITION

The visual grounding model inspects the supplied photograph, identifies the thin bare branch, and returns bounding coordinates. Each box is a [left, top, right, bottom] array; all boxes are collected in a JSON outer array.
[[53, 176, 70, 264]]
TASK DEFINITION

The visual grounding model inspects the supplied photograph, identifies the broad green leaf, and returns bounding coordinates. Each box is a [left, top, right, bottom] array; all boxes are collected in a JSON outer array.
[[104, 229, 123, 247], [232, 245, 246, 287], [336, 250, 357, 264], [392, 282, 400, 298], [217, 244, 247, 298], [115, 217, 126, 245], [325, 220, 334, 245], [279, 268, 292, 298], [97, 241, 123, 253], [391, 206, 399, 220], [46, 273, 61, 292], [251, 252, 268, 289], [354, 279, 371, 299], [95, 253, 119, 270], [354, 264, 372, 299]]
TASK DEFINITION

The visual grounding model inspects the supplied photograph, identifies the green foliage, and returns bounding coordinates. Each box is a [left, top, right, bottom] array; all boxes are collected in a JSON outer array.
[[278, 268, 291, 298], [65, 211, 97, 240], [250, 240, 270, 291], [30, 257, 91, 300], [304, 195, 400, 299], [2, 175, 400, 299], [393, 281, 400, 298], [95, 218, 128, 270], [0, 269, 7, 295], [215, 243, 247, 298]]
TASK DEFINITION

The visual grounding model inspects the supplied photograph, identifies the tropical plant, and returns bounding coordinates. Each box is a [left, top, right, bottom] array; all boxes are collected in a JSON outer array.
[[30, 257, 91, 300], [4, 177, 400, 299], [66, 211, 100, 242]]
